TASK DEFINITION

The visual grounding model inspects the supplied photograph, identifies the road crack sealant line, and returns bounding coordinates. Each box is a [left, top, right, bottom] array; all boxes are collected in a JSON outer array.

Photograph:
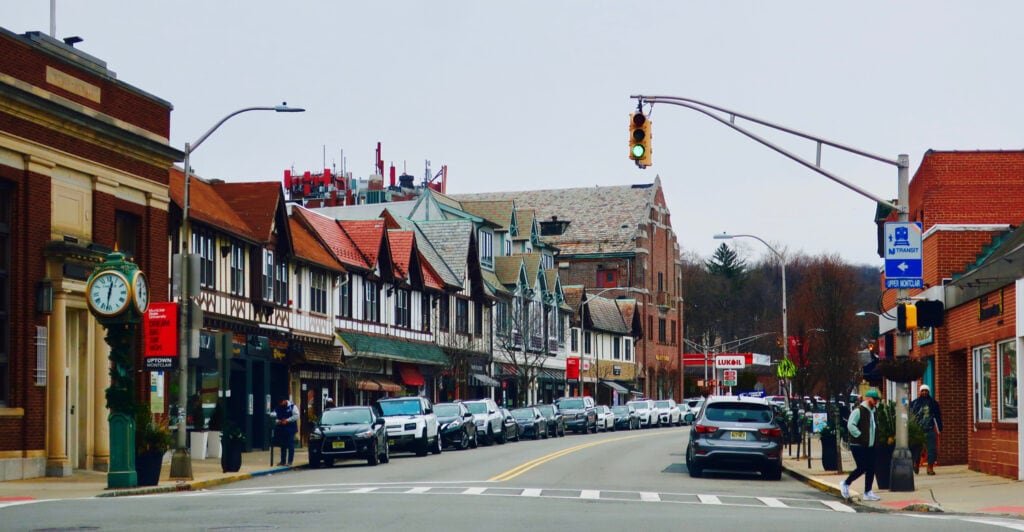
[[489, 432, 669, 482]]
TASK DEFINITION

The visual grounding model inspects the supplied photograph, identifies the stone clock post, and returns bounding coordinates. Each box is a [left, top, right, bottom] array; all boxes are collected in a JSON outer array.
[[85, 251, 149, 489]]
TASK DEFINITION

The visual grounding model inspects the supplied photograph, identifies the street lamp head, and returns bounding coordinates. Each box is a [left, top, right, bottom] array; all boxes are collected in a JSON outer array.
[[855, 311, 868, 317], [274, 103, 305, 113], [713, 233, 734, 240]]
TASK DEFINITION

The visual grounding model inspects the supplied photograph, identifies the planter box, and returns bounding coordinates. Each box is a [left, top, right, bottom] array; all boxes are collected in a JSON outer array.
[[206, 431, 222, 458], [190, 431, 209, 460]]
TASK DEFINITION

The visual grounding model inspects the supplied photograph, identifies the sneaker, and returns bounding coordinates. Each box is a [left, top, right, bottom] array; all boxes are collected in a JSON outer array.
[[839, 481, 850, 499], [863, 491, 881, 501]]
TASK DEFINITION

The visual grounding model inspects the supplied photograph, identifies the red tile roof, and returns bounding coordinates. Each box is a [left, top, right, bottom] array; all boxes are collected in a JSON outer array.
[[211, 181, 283, 243], [289, 218, 345, 272], [292, 207, 368, 269], [339, 219, 385, 268], [389, 230, 415, 280], [169, 167, 256, 241]]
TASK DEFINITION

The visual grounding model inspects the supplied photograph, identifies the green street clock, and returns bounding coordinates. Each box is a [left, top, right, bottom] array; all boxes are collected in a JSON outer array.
[[131, 270, 149, 315], [85, 251, 148, 323]]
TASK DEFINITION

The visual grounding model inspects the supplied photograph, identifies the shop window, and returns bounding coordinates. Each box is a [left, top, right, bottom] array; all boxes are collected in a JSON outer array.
[[310, 270, 328, 314], [998, 339, 1017, 422], [973, 345, 992, 422], [456, 298, 469, 334]]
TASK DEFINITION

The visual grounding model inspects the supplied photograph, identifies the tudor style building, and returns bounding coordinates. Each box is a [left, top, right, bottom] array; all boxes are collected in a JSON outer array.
[[0, 29, 181, 479]]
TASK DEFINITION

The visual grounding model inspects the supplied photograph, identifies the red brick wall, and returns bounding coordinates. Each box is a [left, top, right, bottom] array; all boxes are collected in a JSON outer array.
[[0, 32, 171, 137], [0, 163, 52, 453], [946, 284, 1018, 478], [909, 151, 1024, 230]]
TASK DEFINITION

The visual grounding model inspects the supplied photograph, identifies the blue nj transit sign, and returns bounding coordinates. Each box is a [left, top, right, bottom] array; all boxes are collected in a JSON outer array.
[[884, 222, 923, 288]]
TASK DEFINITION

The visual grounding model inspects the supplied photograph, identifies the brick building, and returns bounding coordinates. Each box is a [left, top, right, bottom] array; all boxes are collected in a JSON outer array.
[[0, 29, 181, 479], [877, 150, 1024, 479]]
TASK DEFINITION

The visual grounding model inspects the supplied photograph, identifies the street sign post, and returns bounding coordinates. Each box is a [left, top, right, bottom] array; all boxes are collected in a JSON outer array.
[[884, 222, 923, 288]]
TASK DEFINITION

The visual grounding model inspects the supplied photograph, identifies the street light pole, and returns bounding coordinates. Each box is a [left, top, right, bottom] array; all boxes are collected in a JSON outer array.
[[169, 104, 304, 480], [579, 287, 647, 401], [634, 94, 914, 491], [714, 233, 788, 396]]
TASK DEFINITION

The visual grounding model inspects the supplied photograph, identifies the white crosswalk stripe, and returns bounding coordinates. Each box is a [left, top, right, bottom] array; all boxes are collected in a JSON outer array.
[[189, 485, 855, 513]]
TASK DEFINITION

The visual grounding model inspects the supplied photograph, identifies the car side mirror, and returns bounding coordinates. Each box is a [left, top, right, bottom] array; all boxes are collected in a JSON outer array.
[[464, 412, 474, 419], [374, 418, 385, 427], [489, 410, 496, 415]]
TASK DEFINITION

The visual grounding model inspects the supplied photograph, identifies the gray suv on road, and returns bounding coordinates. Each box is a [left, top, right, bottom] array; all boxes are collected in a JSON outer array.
[[685, 395, 783, 480]]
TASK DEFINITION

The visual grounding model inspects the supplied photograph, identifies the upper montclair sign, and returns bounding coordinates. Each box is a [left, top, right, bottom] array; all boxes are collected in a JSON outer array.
[[714, 355, 746, 369]]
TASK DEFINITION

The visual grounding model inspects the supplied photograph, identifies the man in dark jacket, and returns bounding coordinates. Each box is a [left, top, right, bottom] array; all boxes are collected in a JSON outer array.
[[273, 397, 299, 466], [911, 384, 943, 475]]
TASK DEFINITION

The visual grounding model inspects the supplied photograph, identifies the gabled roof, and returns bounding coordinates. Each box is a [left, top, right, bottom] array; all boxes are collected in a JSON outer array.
[[520, 253, 544, 288], [452, 180, 659, 256], [616, 299, 644, 338], [288, 217, 344, 272], [169, 167, 257, 241], [459, 200, 516, 231], [586, 296, 631, 334], [394, 218, 462, 290], [291, 206, 369, 270], [493, 255, 525, 288], [387, 230, 418, 282], [213, 181, 289, 246], [338, 219, 386, 270], [415, 220, 474, 283], [513, 209, 537, 241]]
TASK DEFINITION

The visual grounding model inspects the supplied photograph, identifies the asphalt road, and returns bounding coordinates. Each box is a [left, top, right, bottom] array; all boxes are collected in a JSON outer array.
[[3, 426, 1021, 531]]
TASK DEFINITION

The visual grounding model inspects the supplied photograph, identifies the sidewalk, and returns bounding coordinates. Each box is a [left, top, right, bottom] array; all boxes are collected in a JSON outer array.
[[0, 447, 308, 502], [782, 436, 1024, 517]]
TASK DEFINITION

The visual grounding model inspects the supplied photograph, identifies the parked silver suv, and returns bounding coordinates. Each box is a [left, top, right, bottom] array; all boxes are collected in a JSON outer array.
[[463, 399, 506, 445], [685, 395, 783, 480]]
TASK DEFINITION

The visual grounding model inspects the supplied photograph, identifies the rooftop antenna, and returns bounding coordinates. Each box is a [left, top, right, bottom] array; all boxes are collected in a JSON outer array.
[[49, 0, 56, 37], [424, 160, 431, 186], [322, 145, 326, 170]]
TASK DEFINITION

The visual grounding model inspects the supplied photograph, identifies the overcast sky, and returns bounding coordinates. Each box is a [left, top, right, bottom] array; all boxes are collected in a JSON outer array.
[[6, 1, 1023, 266]]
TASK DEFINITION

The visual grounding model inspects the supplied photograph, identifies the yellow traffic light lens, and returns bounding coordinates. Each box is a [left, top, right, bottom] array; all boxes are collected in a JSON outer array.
[[631, 144, 646, 158]]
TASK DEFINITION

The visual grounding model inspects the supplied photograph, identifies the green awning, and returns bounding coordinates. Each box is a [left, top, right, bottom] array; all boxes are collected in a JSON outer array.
[[337, 331, 449, 366]]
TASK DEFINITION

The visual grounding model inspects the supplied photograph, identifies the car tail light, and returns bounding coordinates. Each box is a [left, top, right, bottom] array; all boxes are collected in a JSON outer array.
[[694, 424, 718, 434], [759, 427, 782, 437]]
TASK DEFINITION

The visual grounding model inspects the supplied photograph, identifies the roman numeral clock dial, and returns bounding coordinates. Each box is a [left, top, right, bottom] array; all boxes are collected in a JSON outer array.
[[87, 271, 131, 317]]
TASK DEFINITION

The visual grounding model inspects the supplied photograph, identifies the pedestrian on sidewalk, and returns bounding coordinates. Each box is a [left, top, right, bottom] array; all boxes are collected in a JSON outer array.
[[273, 397, 299, 466], [911, 384, 943, 475], [840, 388, 881, 501]]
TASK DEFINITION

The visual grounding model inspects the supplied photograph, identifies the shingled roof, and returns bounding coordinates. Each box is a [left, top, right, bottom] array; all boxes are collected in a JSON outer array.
[[212, 181, 287, 245], [288, 217, 344, 272], [291, 206, 369, 270], [460, 200, 515, 231], [169, 167, 256, 241], [453, 180, 659, 256]]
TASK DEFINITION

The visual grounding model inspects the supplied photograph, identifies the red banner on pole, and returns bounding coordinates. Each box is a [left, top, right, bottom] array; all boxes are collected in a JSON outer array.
[[144, 302, 177, 370]]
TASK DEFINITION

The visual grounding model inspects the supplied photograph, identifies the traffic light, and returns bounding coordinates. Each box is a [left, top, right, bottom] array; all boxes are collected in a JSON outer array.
[[916, 299, 945, 328], [629, 112, 652, 168], [897, 303, 918, 332]]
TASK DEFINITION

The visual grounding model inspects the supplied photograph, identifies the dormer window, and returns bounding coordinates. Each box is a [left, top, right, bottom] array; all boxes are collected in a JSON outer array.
[[478, 229, 493, 268]]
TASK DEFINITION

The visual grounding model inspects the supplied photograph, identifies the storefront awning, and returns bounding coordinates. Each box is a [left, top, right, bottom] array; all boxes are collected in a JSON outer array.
[[356, 379, 402, 393], [538, 368, 565, 383], [397, 362, 426, 387], [600, 380, 629, 394], [337, 331, 449, 366], [471, 373, 500, 387]]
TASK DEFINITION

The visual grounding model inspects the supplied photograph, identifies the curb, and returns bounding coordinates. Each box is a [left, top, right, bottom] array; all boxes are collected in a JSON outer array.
[[782, 464, 945, 514], [95, 466, 296, 498]]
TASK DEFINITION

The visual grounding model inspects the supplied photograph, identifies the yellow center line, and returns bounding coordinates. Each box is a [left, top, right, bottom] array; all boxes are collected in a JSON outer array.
[[489, 431, 672, 482]]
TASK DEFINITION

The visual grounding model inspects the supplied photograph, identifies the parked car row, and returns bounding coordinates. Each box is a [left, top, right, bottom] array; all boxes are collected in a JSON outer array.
[[308, 395, 688, 468]]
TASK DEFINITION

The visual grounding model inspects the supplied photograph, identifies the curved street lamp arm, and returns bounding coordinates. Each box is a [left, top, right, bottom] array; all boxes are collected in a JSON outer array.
[[631, 95, 902, 212], [189, 105, 302, 154]]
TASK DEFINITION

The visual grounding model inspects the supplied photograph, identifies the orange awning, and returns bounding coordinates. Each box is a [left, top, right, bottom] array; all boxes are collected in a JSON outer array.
[[397, 363, 425, 387]]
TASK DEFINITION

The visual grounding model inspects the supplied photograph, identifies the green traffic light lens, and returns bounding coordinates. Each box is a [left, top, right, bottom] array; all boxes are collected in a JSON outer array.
[[631, 144, 646, 158]]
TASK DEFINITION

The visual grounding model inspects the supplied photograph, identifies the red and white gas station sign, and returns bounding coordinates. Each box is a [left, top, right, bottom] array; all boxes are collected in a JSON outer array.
[[714, 355, 746, 369]]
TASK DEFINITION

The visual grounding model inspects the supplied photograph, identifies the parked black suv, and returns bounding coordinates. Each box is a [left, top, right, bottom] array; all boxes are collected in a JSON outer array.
[[555, 396, 597, 434], [685, 395, 783, 480]]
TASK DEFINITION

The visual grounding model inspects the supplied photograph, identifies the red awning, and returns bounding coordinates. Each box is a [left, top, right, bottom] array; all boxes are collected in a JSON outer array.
[[397, 363, 425, 387]]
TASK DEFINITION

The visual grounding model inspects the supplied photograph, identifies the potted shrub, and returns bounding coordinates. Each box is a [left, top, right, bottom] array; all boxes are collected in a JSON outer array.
[[206, 400, 225, 459], [876, 358, 928, 383], [873, 400, 897, 489], [135, 404, 174, 486], [220, 420, 247, 473], [187, 394, 208, 460], [908, 411, 927, 473]]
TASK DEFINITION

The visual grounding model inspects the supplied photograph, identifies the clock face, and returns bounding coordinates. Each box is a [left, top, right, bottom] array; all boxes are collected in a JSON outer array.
[[87, 271, 131, 317], [132, 271, 149, 314]]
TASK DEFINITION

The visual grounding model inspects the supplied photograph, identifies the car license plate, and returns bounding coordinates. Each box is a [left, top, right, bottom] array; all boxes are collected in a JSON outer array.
[[332, 441, 346, 449], [388, 439, 395, 446], [730, 431, 747, 440]]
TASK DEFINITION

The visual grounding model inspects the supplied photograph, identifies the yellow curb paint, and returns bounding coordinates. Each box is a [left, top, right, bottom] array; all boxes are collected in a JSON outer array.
[[489, 432, 668, 482]]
